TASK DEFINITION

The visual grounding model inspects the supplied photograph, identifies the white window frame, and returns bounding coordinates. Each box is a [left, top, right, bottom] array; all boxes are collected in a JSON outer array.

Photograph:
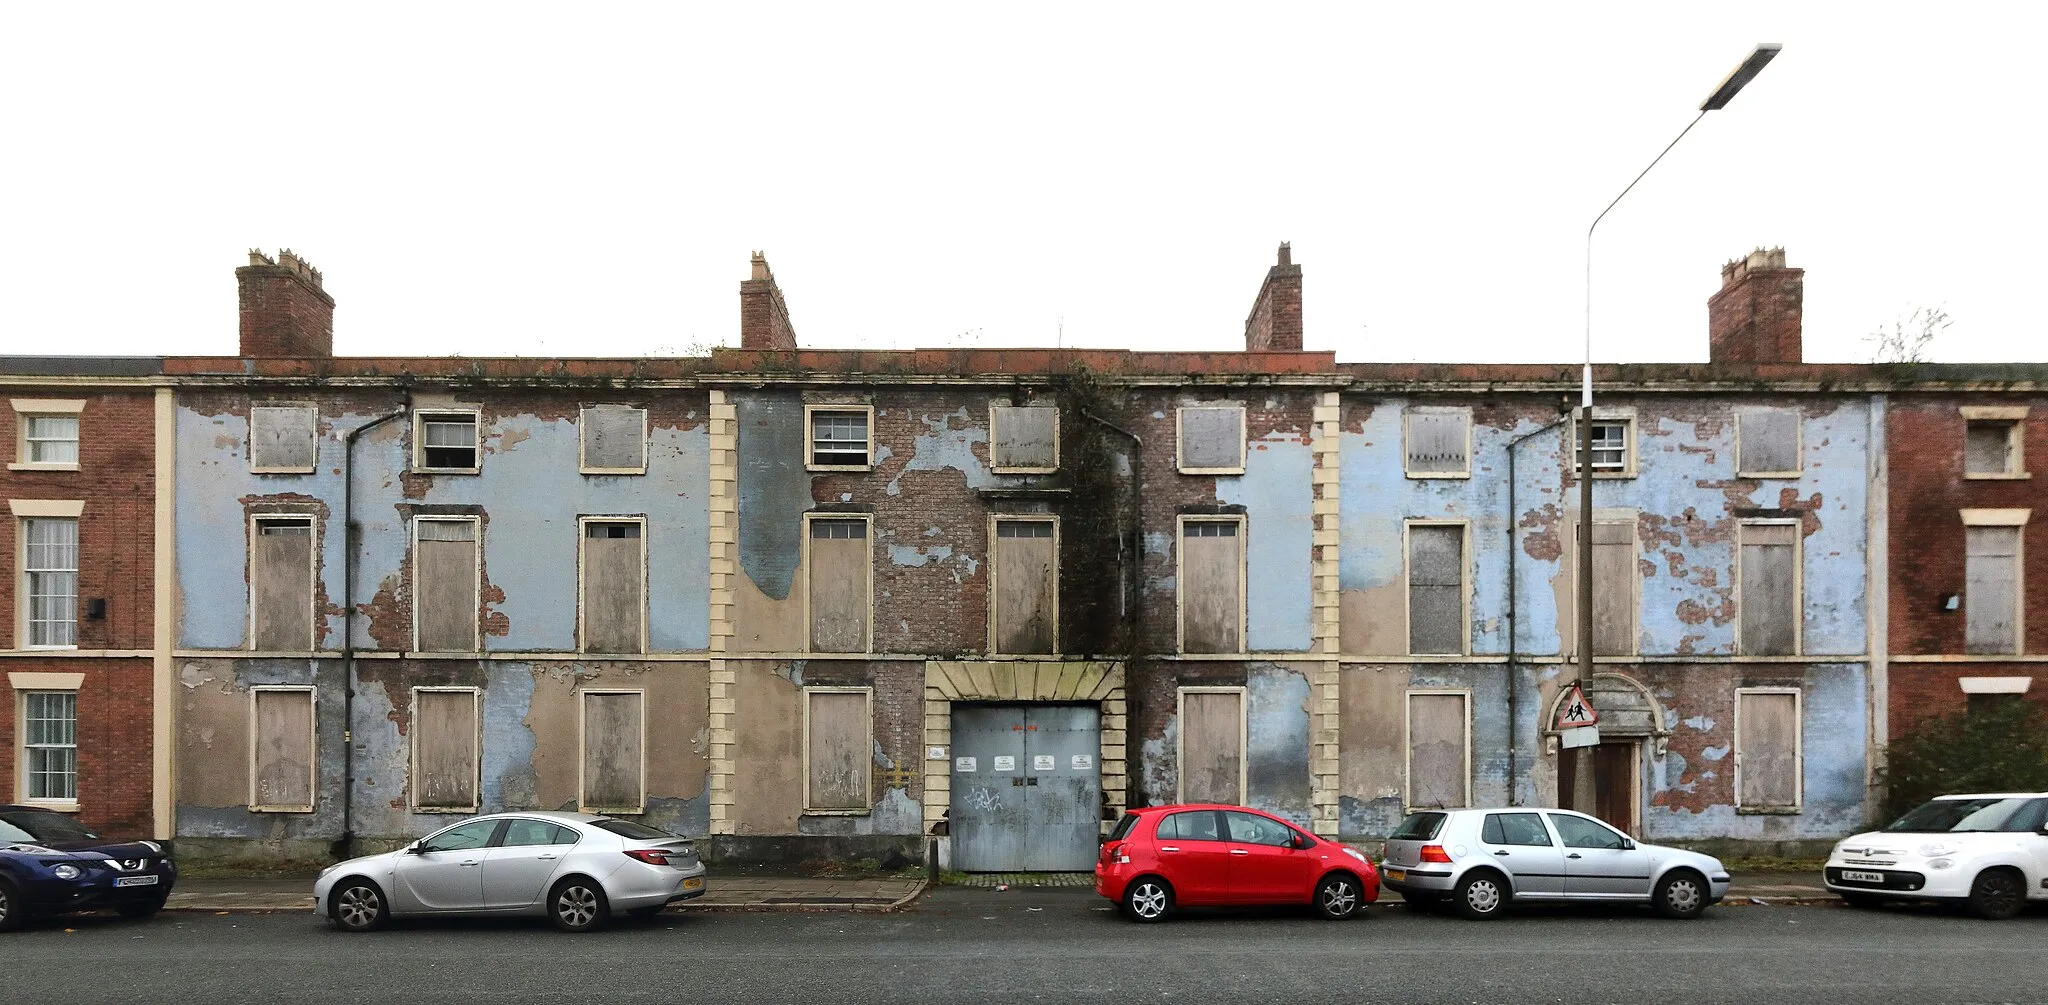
[[1573, 409, 1638, 479], [12, 501, 84, 651], [1173, 685, 1248, 805], [412, 409, 483, 474], [801, 685, 874, 814], [12, 673, 82, 810], [1403, 407, 1473, 479], [408, 685, 482, 813], [801, 513, 875, 653], [9, 399, 85, 472], [1961, 406, 2030, 480], [1175, 405, 1248, 475], [578, 688, 648, 815], [986, 514, 1060, 656], [804, 405, 875, 473], [1733, 686, 1804, 812], [248, 513, 320, 652], [1735, 408, 1804, 479], [1403, 519, 1471, 656], [248, 404, 320, 475], [576, 515, 649, 654], [1961, 508, 2030, 655], [1174, 514, 1249, 655], [988, 403, 1061, 475], [1735, 518, 1805, 656], [410, 516, 482, 654], [1402, 688, 1473, 813], [578, 405, 650, 476], [247, 685, 318, 813]]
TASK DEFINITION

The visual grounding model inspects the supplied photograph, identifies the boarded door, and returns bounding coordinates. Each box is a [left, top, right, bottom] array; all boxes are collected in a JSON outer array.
[[251, 688, 315, 811], [1736, 690, 1801, 809], [582, 522, 644, 653], [1180, 521, 1243, 653], [1560, 741, 1638, 835], [1739, 523, 1798, 655], [413, 689, 479, 811], [949, 703, 1103, 872], [252, 519, 315, 650], [1966, 526, 2020, 655], [582, 691, 644, 813], [808, 519, 869, 652]]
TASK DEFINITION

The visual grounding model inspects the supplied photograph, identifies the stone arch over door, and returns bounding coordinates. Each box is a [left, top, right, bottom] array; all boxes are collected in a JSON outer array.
[[1545, 672, 1670, 754], [922, 660, 1127, 837]]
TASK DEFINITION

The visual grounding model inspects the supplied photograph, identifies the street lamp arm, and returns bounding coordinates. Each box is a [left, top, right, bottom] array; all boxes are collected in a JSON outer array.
[[1583, 108, 1708, 372]]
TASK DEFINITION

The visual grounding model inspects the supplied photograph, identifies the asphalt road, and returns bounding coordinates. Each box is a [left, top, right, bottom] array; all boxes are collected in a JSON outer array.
[[4, 889, 2043, 1005]]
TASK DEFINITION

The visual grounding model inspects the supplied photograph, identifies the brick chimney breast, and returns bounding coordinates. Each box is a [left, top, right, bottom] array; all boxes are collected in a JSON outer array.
[[739, 251, 798, 350], [1706, 246, 1802, 365], [237, 248, 334, 358], [1243, 242, 1304, 352]]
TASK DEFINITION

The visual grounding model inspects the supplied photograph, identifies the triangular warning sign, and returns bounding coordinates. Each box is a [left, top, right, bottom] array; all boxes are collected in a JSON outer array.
[[1556, 682, 1600, 730]]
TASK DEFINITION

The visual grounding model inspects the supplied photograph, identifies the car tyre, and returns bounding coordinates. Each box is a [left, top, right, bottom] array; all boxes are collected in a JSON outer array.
[[329, 879, 389, 933], [1314, 874, 1363, 920], [116, 896, 167, 920], [549, 876, 611, 933], [1121, 877, 1174, 923], [0, 878, 24, 932], [1653, 869, 1709, 920], [1966, 868, 2025, 921], [1454, 870, 1509, 920]]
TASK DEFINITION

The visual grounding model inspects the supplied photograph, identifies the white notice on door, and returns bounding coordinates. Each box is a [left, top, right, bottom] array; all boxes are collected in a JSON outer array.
[[955, 757, 977, 773], [993, 755, 1016, 771], [1033, 755, 1055, 771], [1071, 754, 1094, 770]]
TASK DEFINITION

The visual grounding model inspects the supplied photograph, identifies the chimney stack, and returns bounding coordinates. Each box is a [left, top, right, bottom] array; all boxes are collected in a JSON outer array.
[[739, 252, 798, 351], [1706, 247, 1802, 364], [1243, 243, 1303, 352], [237, 249, 334, 358]]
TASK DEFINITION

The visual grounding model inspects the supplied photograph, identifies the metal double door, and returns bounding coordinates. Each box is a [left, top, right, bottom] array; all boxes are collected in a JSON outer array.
[[950, 704, 1102, 872]]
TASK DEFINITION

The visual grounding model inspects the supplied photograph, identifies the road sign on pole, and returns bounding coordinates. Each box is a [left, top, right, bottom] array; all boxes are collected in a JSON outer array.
[[1556, 682, 1600, 731]]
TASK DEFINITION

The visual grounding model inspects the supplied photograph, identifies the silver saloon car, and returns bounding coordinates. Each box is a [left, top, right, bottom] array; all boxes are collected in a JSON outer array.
[[1379, 808, 1731, 919], [314, 812, 707, 933]]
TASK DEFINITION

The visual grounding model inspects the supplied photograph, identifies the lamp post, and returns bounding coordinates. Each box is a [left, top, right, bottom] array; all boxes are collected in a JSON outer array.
[[1571, 44, 1780, 815]]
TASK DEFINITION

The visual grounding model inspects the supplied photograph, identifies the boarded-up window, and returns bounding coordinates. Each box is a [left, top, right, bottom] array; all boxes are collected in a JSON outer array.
[[251, 517, 315, 650], [1966, 525, 2021, 655], [1737, 410, 1801, 476], [581, 521, 644, 654], [1736, 690, 1801, 809], [808, 518, 870, 652], [251, 687, 315, 811], [580, 406, 647, 473], [1405, 410, 1469, 476], [809, 409, 871, 468], [1586, 520, 1637, 657], [580, 690, 644, 813], [991, 405, 1059, 472], [1407, 524, 1464, 654], [1406, 692, 1469, 810], [1179, 520, 1243, 654], [417, 413, 480, 471], [1739, 523, 1798, 656], [804, 689, 871, 812], [415, 519, 478, 652], [992, 519, 1057, 653], [1965, 421, 2020, 476], [1178, 689, 1243, 804], [411, 688, 479, 811], [249, 406, 318, 472], [1178, 406, 1245, 473]]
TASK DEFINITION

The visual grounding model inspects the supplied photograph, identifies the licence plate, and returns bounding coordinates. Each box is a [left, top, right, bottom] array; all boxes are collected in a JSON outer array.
[[114, 875, 160, 888], [1840, 870, 1885, 884], [681, 877, 705, 890], [1385, 869, 1406, 882]]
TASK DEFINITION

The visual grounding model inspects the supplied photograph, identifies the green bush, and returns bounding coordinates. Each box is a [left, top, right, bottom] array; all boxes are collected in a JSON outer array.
[[1879, 698, 2048, 821]]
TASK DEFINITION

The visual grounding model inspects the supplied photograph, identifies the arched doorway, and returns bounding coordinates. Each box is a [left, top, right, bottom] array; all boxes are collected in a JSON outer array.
[[1547, 673, 1668, 836]]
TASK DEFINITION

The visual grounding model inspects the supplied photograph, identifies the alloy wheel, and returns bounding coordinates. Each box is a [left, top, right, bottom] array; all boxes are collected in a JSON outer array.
[[1128, 882, 1169, 920], [334, 885, 383, 931], [556, 885, 601, 929], [1319, 879, 1359, 918], [0, 885, 13, 928], [1970, 871, 2024, 920]]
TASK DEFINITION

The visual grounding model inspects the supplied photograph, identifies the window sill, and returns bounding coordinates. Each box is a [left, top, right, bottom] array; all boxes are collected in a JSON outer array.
[[413, 467, 482, 475], [579, 467, 648, 476], [250, 805, 317, 814], [1735, 806, 1803, 816], [991, 466, 1060, 476], [413, 806, 479, 815], [1738, 471, 1803, 479], [7, 462, 79, 472], [806, 463, 874, 473], [802, 809, 873, 817], [21, 645, 80, 652], [1405, 471, 1472, 480], [1963, 471, 2032, 480], [1177, 466, 1247, 476], [23, 801, 81, 813], [251, 466, 317, 475]]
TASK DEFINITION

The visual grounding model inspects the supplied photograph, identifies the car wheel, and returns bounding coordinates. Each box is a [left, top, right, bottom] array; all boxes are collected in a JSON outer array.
[[1121, 877, 1174, 923], [116, 896, 167, 920], [1966, 868, 2025, 920], [1454, 870, 1509, 920], [1838, 892, 1884, 910], [0, 879, 24, 932], [549, 877, 611, 933], [1314, 874, 1363, 920], [1653, 869, 1709, 920], [329, 879, 389, 933]]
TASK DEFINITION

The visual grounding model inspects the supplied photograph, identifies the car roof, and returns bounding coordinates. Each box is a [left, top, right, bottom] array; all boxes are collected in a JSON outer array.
[[477, 810, 605, 823], [1931, 792, 2048, 800], [1133, 803, 1256, 813]]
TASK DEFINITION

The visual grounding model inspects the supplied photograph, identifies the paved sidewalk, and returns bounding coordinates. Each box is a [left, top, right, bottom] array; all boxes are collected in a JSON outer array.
[[166, 874, 925, 914]]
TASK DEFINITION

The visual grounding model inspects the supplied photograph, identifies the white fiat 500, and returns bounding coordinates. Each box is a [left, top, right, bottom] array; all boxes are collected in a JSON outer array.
[[314, 812, 707, 933], [1824, 792, 2048, 919]]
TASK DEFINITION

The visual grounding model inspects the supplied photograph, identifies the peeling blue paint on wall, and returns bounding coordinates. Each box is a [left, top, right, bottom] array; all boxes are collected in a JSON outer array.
[[1216, 437, 1314, 651], [1245, 663, 1313, 825]]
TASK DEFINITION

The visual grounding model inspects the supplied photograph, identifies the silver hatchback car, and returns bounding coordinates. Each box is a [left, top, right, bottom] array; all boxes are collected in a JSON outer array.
[[1379, 808, 1731, 920], [314, 811, 707, 933]]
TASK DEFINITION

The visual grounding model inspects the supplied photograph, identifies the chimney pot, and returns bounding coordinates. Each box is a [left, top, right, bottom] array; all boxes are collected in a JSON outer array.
[[1243, 242, 1304, 352], [1707, 246, 1802, 365], [740, 252, 798, 350]]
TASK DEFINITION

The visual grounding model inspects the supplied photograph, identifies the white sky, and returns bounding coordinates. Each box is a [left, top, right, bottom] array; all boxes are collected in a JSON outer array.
[[3, 3, 2043, 364]]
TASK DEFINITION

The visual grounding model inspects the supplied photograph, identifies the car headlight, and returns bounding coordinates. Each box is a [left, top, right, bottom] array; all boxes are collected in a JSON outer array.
[[53, 864, 82, 880], [1916, 843, 1957, 858], [1927, 858, 1954, 870], [1342, 847, 1368, 863]]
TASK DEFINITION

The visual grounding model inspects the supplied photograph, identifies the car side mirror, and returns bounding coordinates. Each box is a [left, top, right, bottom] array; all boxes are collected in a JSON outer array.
[[1292, 833, 1309, 850], [407, 841, 424, 855], [1621, 838, 1637, 851]]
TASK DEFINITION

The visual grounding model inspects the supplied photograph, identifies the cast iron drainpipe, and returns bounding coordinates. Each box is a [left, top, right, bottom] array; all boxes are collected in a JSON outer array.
[[1504, 413, 1570, 807], [334, 403, 408, 861], [1079, 410, 1143, 652]]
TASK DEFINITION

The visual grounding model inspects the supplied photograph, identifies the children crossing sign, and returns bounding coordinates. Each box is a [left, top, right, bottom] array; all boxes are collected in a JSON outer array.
[[1555, 682, 1600, 730]]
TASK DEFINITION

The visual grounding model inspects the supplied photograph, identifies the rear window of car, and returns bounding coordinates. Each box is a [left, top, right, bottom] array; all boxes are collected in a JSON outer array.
[[1108, 813, 1141, 842], [593, 819, 676, 841], [0, 810, 98, 843], [1389, 812, 1447, 841]]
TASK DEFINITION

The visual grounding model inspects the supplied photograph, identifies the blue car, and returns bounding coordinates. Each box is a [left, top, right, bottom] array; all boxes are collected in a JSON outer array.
[[0, 805, 177, 930]]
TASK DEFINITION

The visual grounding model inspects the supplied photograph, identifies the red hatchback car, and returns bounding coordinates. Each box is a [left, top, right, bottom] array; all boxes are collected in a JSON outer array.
[[1095, 804, 1379, 922]]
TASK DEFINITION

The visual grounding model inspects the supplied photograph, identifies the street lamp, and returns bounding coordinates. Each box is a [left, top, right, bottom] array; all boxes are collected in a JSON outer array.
[[1571, 43, 1780, 815]]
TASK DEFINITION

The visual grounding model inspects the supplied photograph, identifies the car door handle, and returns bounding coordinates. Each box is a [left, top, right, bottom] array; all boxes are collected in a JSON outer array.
[[1494, 850, 1511, 857], [1159, 846, 1181, 853], [536, 854, 558, 861], [1567, 853, 1583, 860], [459, 860, 482, 867], [1229, 849, 1250, 856]]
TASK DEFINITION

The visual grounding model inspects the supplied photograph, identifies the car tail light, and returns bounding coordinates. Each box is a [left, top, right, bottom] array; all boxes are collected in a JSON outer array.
[[1101, 841, 1130, 865], [625, 849, 673, 866], [1419, 845, 1453, 864]]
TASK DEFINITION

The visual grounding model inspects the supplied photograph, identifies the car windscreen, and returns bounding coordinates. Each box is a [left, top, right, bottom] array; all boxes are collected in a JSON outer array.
[[593, 819, 678, 841], [1389, 812, 1447, 841], [1107, 813, 1140, 842], [1882, 797, 2032, 833], [0, 810, 99, 843]]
